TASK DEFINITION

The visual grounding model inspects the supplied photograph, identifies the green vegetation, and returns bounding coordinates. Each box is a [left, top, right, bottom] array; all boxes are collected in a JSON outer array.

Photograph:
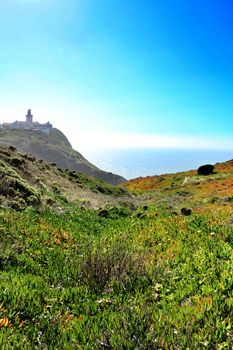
[[0, 146, 233, 349], [0, 145, 130, 211], [0, 128, 126, 185]]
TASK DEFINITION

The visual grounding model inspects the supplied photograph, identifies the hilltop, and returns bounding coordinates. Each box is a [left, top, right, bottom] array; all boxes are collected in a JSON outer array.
[[0, 128, 126, 185], [0, 150, 233, 349]]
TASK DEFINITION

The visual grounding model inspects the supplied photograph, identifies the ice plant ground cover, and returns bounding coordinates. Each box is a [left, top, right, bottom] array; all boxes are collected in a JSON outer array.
[[0, 146, 233, 349]]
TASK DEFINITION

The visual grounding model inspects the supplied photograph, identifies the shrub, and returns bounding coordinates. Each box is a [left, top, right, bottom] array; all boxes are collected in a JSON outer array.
[[197, 164, 214, 175], [180, 207, 192, 216], [10, 198, 26, 211], [27, 195, 40, 206], [8, 146, 17, 153], [80, 244, 147, 292], [23, 154, 36, 162], [7, 187, 17, 197], [9, 157, 25, 167], [0, 176, 39, 203], [98, 205, 132, 219], [51, 184, 61, 195]]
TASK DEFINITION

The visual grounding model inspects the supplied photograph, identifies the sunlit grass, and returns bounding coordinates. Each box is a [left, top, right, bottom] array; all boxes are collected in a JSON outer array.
[[0, 148, 233, 348], [0, 204, 232, 349]]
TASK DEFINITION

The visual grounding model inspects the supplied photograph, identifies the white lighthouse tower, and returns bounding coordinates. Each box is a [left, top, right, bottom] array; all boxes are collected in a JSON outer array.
[[26, 109, 33, 124]]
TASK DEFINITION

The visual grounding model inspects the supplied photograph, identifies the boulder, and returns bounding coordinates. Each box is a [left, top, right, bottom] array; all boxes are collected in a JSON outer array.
[[181, 177, 200, 186]]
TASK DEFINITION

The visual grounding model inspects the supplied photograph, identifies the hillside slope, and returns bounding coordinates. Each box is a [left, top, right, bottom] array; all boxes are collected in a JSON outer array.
[[0, 144, 131, 210], [0, 128, 126, 185], [121, 159, 233, 213], [0, 155, 233, 349]]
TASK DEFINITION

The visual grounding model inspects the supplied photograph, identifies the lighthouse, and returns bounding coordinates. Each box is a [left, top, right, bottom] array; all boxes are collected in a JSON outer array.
[[26, 109, 33, 124]]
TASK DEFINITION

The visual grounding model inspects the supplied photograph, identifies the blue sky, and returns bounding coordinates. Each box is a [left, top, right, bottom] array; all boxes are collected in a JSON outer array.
[[0, 0, 232, 151]]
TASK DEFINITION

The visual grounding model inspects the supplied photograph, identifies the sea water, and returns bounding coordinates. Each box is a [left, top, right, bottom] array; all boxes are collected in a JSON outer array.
[[83, 149, 233, 180]]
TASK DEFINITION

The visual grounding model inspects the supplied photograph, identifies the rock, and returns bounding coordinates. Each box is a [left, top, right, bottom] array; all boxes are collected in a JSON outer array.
[[197, 164, 214, 176], [181, 177, 200, 186], [180, 207, 192, 216]]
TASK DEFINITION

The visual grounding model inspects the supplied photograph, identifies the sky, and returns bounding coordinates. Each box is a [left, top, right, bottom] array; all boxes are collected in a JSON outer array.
[[0, 0, 233, 152]]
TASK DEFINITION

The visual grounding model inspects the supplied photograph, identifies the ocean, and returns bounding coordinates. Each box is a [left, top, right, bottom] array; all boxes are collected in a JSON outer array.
[[83, 149, 233, 180]]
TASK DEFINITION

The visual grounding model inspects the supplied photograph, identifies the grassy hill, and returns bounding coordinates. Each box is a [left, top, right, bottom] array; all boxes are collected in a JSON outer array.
[[0, 145, 130, 211], [0, 128, 126, 185], [0, 149, 233, 349], [121, 159, 233, 217]]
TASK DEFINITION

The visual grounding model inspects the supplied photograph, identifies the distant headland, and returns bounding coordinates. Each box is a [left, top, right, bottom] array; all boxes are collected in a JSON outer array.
[[0, 114, 126, 184], [0, 109, 53, 135]]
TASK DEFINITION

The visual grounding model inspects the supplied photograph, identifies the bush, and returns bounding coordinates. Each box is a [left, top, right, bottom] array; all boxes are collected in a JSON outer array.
[[0, 176, 39, 204], [197, 164, 214, 175], [27, 195, 40, 206], [51, 184, 61, 195], [8, 146, 17, 153], [180, 207, 192, 216], [98, 205, 132, 219], [9, 157, 25, 167], [10, 198, 26, 211], [7, 187, 17, 197]]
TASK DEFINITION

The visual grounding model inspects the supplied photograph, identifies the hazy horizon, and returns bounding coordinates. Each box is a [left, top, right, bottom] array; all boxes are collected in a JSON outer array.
[[82, 148, 233, 179]]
